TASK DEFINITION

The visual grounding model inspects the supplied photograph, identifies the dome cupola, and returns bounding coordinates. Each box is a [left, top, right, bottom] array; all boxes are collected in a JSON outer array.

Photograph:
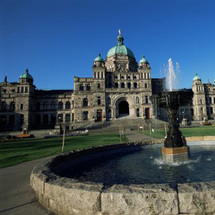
[[193, 73, 201, 82], [107, 30, 135, 59], [139, 55, 149, 64], [94, 53, 104, 62], [93, 53, 105, 68], [19, 69, 34, 84]]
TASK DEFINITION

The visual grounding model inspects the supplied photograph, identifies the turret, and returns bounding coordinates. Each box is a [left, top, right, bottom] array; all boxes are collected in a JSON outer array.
[[19, 69, 34, 85]]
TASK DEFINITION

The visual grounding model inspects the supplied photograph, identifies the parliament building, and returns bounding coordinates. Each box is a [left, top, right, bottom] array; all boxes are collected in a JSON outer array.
[[0, 32, 215, 132]]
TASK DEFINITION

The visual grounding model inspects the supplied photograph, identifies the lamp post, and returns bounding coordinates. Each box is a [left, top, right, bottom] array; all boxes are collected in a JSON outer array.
[[58, 115, 66, 153]]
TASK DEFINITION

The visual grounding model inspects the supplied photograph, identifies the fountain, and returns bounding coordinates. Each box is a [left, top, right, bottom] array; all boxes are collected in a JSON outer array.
[[30, 59, 215, 214], [152, 90, 193, 162], [152, 58, 193, 162]]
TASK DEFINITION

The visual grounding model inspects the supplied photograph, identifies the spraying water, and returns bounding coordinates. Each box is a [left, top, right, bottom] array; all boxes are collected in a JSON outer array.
[[162, 58, 180, 91], [168, 58, 177, 91]]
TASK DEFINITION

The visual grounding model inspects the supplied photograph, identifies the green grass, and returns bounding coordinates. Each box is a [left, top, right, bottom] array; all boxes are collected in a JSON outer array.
[[142, 126, 215, 139], [0, 133, 128, 168]]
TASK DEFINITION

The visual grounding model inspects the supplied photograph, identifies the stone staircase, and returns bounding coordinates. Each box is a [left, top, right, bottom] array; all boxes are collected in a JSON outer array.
[[74, 117, 167, 134]]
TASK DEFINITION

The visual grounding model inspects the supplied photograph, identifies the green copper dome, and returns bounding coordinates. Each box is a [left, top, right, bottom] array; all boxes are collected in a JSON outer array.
[[94, 53, 104, 62], [20, 69, 33, 80], [193, 73, 201, 81], [107, 31, 135, 59], [139, 55, 149, 64]]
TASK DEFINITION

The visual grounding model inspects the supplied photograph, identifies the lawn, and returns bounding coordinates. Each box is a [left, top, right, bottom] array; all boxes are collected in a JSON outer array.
[[0, 133, 128, 168], [142, 126, 215, 139]]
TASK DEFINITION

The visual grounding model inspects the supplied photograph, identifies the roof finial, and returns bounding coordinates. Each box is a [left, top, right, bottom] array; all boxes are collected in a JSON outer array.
[[26, 68, 29, 74], [119, 29, 121, 36]]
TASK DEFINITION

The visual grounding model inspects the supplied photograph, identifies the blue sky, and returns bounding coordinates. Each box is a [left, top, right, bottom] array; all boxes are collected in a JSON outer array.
[[0, 0, 215, 90]]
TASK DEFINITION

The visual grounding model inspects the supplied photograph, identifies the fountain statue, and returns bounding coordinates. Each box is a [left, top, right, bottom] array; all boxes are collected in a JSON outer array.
[[152, 59, 193, 162]]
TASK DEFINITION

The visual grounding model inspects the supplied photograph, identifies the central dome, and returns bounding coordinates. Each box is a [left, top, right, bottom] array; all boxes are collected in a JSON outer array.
[[107, 31, 135, 59]]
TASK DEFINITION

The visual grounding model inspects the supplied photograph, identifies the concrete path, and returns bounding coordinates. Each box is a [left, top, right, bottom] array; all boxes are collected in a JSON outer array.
[[125, 130, 155, 143], [0, 130, 154, 215], [0, 158, 51, 215]]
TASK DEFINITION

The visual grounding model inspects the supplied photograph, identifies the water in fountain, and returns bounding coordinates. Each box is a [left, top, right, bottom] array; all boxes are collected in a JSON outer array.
[[59, 141, 215, 185]]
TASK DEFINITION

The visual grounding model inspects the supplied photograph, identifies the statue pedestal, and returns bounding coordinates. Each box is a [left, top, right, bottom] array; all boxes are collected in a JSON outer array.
[[162, 146, 189, 163]]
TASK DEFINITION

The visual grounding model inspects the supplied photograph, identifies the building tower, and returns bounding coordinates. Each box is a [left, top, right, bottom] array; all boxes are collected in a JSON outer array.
[[192, 74, 207, 120]]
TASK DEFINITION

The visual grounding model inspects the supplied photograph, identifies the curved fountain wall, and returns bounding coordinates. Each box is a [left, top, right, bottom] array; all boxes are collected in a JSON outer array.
[[31, 138, 215, 215]]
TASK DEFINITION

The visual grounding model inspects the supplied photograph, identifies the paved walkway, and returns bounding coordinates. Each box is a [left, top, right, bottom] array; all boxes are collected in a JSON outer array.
[[125, 130, 155, 143], [0, 130, 154, 215], [0, 158, 51, 215]]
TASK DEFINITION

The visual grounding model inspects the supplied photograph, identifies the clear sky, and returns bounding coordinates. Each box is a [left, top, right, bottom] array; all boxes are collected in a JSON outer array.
[[0, 0, 215, 90]]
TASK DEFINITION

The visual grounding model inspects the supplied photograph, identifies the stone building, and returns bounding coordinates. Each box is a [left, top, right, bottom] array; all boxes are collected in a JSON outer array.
[[192, 74, 215, 121], [0, 32, 214, 132]]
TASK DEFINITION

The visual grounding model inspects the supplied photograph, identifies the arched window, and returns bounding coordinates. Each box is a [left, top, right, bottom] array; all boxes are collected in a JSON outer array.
[[121, 82, 125, 88], [145, 83, 147, 88], [58, 101, 63, 109], [97, 83, 100, 89], [10, 102, 15, 111], [83, 98, 88, 107], [127, 82, 131, 89], [133, 75, 137, 80], [51, 102, 57, 110], [127, 75, 131, 80], [121, 76, 124, 80], [115, 82, 118, 88], [65, 101, 71, 109], [136, 97, 139, 104], [134, 82, 137, 89]]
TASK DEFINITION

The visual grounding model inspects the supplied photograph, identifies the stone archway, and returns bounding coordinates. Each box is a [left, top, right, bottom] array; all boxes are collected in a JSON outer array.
[[118, 101, 129, 117], [114, 96, 135, 119]]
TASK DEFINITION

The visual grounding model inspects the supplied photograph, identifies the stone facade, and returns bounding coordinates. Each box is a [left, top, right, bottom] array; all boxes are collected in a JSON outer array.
[[0, 33, 214, 132], [192, 75, 215, 121]]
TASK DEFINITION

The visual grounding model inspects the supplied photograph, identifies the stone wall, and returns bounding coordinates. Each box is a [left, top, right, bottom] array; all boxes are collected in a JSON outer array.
[[31, 140, 215, 215]]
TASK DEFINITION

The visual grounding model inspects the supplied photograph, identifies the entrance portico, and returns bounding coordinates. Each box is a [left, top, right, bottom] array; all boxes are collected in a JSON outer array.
[[115, 97, 135, 118]]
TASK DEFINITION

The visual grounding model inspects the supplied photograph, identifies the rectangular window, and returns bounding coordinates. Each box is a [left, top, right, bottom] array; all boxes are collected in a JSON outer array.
[[21, 87, 24, 93], [20, 104, 23, 110], [72, 113, 74, 121], [9, 115, 15, 125], [20, 114, 24, 125], [65, 114, 70, 122], [83, 111, 88, 120], [210, 107, 213, 114], [51, 114, 56, 123], [145, 96, 148, 104], [97, 97, 101, 105], [25, 87, 28, 93], [58, 114, 63, 123], [17, 87, 20, 93], [0, 115, 7, 125]]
